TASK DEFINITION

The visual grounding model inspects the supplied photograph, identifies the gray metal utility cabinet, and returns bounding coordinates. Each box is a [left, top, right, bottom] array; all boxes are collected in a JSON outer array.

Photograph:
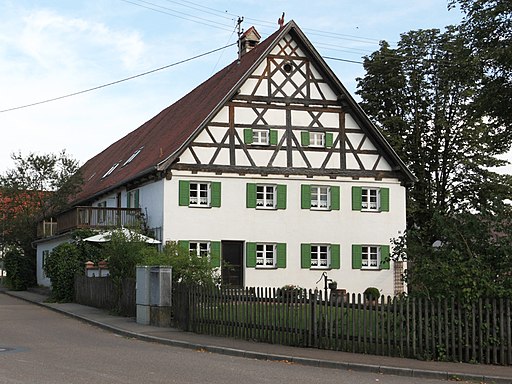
[[136, 266, 172, 326]]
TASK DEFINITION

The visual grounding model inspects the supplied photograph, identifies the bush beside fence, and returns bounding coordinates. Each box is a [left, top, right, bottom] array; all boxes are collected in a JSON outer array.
[[172, 284, 512, 365]]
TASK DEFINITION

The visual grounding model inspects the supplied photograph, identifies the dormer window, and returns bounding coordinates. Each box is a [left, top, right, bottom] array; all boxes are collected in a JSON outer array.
[[102, 163, 119, 178], [123, 147, 144, 167]]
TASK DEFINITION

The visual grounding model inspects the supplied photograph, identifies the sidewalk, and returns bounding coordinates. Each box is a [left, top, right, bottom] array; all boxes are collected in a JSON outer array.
[[3, 289, 512, 384]]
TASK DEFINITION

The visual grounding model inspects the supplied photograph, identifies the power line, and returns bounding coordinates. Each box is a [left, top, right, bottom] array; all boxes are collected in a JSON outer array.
[[119, 0, 233, 31], [0, 43, 236, 114], [323, 56, 364, 65], [120, 0, 392, 48]]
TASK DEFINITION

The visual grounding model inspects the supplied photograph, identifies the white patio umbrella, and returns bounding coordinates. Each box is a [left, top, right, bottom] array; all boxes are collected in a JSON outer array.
[[83, 228, 161, 244]]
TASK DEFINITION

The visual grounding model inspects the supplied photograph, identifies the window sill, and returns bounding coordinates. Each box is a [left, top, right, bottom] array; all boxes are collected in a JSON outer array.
[[310, 266, 330, 270], [255, 266, 277, 269]]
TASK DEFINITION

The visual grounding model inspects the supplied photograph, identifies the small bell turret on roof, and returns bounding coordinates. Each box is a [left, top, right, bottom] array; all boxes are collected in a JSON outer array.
[[238, 26, 261, 58]]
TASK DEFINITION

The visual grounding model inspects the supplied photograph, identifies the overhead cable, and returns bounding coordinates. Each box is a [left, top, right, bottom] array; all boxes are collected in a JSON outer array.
[[0, 43, 236, 113]]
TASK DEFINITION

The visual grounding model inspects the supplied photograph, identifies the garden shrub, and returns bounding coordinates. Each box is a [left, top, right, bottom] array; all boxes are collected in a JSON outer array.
[[4, 248, 35, 290], [44, 243, 83, 302], [364, 287, 380, 300]]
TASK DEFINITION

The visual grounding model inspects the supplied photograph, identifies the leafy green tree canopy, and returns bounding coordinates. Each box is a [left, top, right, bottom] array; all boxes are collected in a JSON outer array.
[[357, 27, 512, 231], [0, 151, 82, 289], [450, 0, 512, 129]]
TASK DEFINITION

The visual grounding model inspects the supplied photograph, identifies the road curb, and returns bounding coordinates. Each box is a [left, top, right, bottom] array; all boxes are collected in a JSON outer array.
[[3, 291, 511, 384]]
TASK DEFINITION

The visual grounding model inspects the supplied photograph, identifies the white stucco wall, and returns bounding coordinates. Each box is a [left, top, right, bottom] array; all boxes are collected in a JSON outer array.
[[162, 171, 406, 296]]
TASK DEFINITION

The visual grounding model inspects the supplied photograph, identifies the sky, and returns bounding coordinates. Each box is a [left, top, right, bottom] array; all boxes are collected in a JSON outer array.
[[0, 0, 510, 175]]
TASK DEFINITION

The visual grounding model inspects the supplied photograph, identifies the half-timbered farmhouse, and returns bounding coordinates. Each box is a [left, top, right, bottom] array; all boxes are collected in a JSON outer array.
[[36, 20, 415, 296]]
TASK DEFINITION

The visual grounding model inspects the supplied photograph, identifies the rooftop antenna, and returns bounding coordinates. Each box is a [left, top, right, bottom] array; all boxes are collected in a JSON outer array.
[[236, 16, 244, 63]]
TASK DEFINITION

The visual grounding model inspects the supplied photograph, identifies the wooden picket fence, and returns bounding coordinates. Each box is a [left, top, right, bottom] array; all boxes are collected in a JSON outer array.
[[172, 284, 512, 365], [74, 275, 136, 317]]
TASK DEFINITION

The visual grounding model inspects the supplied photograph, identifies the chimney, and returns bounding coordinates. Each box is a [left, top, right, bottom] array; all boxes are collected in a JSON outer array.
[[238, 26, 261, 59]]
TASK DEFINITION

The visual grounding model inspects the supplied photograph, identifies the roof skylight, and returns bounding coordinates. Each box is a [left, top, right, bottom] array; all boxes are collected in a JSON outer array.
[[102, 163, 120, 178], [123, 147, 144, 167]]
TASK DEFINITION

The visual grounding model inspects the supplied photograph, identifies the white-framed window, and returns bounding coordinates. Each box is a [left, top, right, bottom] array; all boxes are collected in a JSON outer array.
[[256, 184, 276, 209], [189, 241, 210, 257], [311, 244, 330, 268], [362, 188, 379, 211], [252, 129, 270, 145], [102, 162, 119, 178], [189, 182, 210, 207], [256, 243, 276, 268], [311, 186, 330, 210], [362, 246, 380, 269], [309, 132, 325, 147]]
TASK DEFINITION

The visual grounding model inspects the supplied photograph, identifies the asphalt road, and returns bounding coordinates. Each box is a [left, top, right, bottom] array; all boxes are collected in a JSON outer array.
[[0, 294, 468, 384]]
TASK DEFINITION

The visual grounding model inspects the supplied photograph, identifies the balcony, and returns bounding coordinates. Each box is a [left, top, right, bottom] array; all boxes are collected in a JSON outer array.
[[37, 206, 142, 238]]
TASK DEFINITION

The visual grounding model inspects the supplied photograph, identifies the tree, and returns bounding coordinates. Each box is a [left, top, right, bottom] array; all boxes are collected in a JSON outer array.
[[450, 0, 512, 130], [357, 27, 512, 298], [0, 151, 82, 289], [357, 27, 512, 232]]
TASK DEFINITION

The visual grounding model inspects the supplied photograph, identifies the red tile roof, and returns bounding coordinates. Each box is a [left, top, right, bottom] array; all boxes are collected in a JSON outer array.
[[74, 25, 283, 203]]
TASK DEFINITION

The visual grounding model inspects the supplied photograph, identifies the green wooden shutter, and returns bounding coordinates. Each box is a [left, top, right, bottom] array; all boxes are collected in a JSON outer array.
[[352, 186, 362, 211], [301, 185, 311, 209], [246, 242, 256, 267], [210, 182, 221, 207], [380, 245, 390, 270], [210, 241, 221, 268], [178, 181, 190, 206], [126, 192, 131, 208], [276, 243, 286, 268], [246, 183, 257, 208], [330, 186, 340, 210], [178, 240, 190, 254], [301, 131, 310, 146], [276, 184, 287, 209], [270, 130, 278, 145], [380, 188, 390, 212], [330, 244, 340, 269], [134, 189, 140, 208], [301, 244, 311, 269], [325, 133, 334, 148], [243, 129, 253, 144], [352, 244, 362, 269]]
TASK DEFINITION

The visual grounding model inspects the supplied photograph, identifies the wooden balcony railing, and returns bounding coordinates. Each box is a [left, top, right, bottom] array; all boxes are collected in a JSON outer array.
[[37, 207, 142, 238]]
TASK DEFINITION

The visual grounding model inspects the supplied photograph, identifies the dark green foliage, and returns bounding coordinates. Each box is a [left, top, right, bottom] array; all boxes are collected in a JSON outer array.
[[3, 248, 35, 290], [142, 241, 219, 286], [363, 287, 380, 300], [357, 27, 511, 228], [357, 25, 512, 300], [0, 151, 82, 289], [104, 230, 151, 281], [450, 0, 512, 129], [43, 243, 83, 302], [391, 212, 512, 301]]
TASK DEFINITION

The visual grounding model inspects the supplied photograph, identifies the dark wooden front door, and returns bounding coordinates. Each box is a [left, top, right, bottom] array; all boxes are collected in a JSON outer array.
[[221, 241, 243, 287]]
